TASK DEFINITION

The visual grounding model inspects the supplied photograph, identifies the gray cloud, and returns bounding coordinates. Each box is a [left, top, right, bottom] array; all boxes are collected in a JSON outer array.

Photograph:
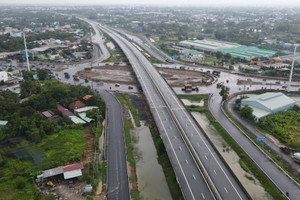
[[1, 0, 300, 6]]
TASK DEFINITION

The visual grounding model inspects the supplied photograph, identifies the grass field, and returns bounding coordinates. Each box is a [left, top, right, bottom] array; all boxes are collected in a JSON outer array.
[[0, 128, 86, 200]]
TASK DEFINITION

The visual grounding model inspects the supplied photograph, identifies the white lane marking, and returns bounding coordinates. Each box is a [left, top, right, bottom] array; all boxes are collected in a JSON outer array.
[[174, 136, 177, 139], [197, 143, 200, 147], [205, 155, 208, 160], [145, 53, 244, 198], [201, 193, 205, 199], [179, 146, 182, 151], [193, 174, 196, 180], [185, 159, 188, 164], [214, 170, 217, 175], [224, 187, 228, 193]]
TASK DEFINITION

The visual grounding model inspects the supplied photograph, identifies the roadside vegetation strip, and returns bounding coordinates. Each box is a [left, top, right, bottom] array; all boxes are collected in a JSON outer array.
[[124, 119, 140, 200], [149, 124, 184, 200], [117, 92, 184, 199], [116, 93, 141, 127], [224, 107, 300, 185], [178, 94, 285, 200]]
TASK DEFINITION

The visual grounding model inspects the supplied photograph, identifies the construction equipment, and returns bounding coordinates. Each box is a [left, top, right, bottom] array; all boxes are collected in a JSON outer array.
[[47, 181, 55, 187]]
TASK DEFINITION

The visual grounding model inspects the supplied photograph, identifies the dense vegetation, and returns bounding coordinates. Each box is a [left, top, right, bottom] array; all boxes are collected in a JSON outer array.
[[258, 106, 300, 148], [0, 80, 105, 199], [0, 81, 95, 142]]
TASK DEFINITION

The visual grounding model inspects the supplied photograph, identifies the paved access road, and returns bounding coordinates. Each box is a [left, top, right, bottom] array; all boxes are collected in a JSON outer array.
[[209, 94, 300, 200], [99, 90, 130, 200], [99, 24, 249, 200]]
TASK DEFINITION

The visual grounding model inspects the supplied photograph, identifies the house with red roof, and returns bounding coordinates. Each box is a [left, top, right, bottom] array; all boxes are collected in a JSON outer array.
[[57, 104, 74, 117], [82, 94, 92, 101], [63, 163, 84, 180], [68, 100, 86, 111]]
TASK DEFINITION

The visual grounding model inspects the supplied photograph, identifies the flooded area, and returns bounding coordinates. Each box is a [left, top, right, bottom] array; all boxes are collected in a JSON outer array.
[[131, 123, 172, 200], [192, 112, 273, 200]]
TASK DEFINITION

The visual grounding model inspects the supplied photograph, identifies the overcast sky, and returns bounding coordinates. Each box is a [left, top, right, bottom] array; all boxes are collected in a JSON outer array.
[[1, 0, 300, 7]]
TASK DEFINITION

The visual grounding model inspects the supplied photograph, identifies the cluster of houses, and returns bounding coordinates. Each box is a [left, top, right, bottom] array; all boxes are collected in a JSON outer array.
[[1, 94, 98, 130], [0, 23, 83, 38], [42, 94, 98, 125]]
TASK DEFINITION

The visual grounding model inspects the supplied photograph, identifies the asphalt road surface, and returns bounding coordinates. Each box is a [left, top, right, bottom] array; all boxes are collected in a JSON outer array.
[[99, 24, 249, 200], [209, 94, 300, 200], [99, 90, 130, 200]]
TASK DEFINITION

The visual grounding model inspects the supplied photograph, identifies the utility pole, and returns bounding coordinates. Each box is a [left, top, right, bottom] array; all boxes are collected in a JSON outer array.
[[288, 45, 297, 92], [23, 31, 30, 71]]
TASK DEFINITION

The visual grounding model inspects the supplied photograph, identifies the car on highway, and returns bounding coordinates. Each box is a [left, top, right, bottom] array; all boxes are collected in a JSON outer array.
[[115, 83, 120, 87], [128, 86, 133, 89]]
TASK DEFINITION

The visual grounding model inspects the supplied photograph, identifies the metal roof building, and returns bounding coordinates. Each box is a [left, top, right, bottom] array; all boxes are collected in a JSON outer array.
[[241, 92, 296, 121], [178, 39, 241, 52], [178, 39, 276, 60]]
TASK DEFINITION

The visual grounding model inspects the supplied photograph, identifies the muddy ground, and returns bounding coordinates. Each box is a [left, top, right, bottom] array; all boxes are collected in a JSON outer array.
[[76, 65, 214, 87]]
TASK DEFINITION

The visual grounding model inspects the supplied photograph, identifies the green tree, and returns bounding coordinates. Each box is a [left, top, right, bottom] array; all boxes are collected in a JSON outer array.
[[16, 55, 23, 62], [219, 85, 230, 101], [15, 176, 26, 189], [240, 105, 253, 119], [20, 80, 41, 98], [216, 51, 223, 59], [86, 196, 94, 200], [224, 53, 232, 60], [37, 69, 49, 80], [22, 70, 34, 80]]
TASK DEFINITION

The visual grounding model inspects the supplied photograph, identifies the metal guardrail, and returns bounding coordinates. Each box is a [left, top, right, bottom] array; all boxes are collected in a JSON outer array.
[[106, 26, 222, 200]]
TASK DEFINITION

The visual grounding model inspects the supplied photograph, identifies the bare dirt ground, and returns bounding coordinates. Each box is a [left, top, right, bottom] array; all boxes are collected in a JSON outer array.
[[77, 66, 214, 86], [53, 67, 67, 72], [76, 65, 138, 85], [82, 126, 95, 164], [158, 68, 213, 86]]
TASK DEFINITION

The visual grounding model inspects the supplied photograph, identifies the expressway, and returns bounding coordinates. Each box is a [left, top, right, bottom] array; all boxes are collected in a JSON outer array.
[[99, 24, 249, 200], [99, 90, 130, 200]]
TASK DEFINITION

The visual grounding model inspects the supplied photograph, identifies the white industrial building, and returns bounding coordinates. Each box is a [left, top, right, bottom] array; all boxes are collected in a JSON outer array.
[[241, 92, 296, 121], [0, 71, 8, 82]]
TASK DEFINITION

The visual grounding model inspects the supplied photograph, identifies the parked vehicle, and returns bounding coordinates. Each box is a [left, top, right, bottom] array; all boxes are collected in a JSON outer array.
[[217, 82, 224, 88], [293, 153, 300, 163], [280, 146, 297, 154], [212, 70, 221, 76], [64, 72, 70, 78]]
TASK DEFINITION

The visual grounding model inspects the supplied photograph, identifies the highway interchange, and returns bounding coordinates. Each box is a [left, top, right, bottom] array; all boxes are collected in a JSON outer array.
[[47, 19, 300, 199], [98, 24, 249, 200]]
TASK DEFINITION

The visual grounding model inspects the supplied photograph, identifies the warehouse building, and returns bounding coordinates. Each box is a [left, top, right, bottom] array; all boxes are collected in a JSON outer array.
[[178, 39, 276, 60], [241, 92, 296, 121]]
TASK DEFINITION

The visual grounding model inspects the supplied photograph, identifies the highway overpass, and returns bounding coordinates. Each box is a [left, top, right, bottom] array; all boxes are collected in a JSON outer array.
[[99, 24, 249, 200]]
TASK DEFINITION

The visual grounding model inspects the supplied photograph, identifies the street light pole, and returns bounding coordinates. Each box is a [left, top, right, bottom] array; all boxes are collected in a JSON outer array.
[[23, 31, 30, 71], [288, 45, 297, 92]]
